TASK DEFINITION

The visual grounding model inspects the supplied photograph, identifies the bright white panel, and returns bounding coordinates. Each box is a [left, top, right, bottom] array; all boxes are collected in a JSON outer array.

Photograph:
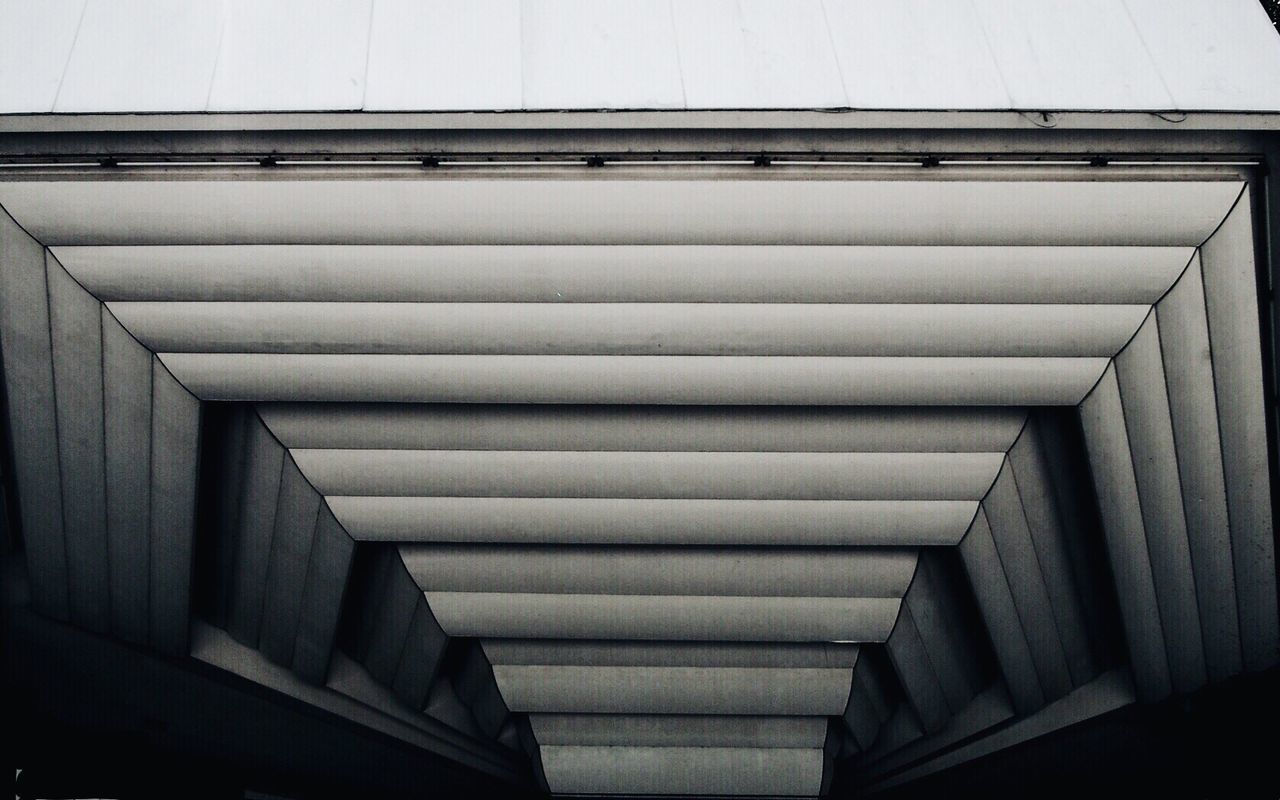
[[0, 0, 85, 113], [970, 0, 1174, 110], [824, 0, 1009, 109], [207, 0, 373, 111], [521, 0, 685, 109], [541, 746, 823, 797], [1124, 0, 1280, 111], [364, 0, 521, 111], [54, 0, 224, 112], [673, 0, 846, 108], [5, 0, 1280, 113]]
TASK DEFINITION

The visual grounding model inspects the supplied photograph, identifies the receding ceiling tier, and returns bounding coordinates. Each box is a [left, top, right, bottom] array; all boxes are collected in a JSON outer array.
[[58, 245, 1190, 304], [0, 166, 1275, 798], [0, 173, 1242, 246]]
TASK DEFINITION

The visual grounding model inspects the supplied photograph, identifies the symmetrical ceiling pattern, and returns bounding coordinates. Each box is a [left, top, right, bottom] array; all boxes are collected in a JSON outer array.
[[0, 165, 1276, 797]]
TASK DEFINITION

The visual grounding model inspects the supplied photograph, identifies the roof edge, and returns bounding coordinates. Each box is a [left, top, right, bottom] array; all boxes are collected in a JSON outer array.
[[4, 109, 1280, 135]]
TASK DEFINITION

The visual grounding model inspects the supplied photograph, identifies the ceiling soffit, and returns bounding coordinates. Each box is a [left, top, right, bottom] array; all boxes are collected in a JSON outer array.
[[0, 163, 1274, 797]]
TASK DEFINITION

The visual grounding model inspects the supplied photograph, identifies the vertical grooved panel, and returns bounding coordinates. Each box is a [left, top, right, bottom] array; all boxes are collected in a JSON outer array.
[[424, 676, 489, 741], [884, 604, 950, 734], [348, 545, 395, 663], [867, 702, 926, 760], [292, 504, 355, 684], [1114, 313, 1208, 691], [363, 550, 420, 684], [1035, 410, 1121, 667], [102, 308, 152, 644], [455, 642, 510, 739], [1198, 191, 1280, 672], [843, 673, 881, 750], [984, 460, 1073, 700], [496, 718, 522, 752], [958, 509, 1045, 714], [148, 359, 200, 654], [1007, 423, 1096, 687], [47, 251, 110, 632], [1080, 364, 1173, 702], [918, 551, 988, 700], [208, 406, 251, 627], [258, 455, 323, 666], [904, 555, 979, 713], [226, 414, 285, 645], [390, 595, 449, 709], [0, 210, 68, 619], [856, 653, 895, 724], [1155, 258, 1243, 682]]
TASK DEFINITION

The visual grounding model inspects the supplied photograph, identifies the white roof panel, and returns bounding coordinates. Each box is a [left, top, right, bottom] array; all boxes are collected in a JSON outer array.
[[55, 0, 224, 113], [970, 0, 1175, 110], [2, 0, 1279, 114], [206, 0, 373, 112], [673, 0, 847, 108], [1123, 0, 1280, 110], [825, 0, 1009, 110], [364, 0, 522, 111], [521, 0, 685, 110], [0, 0, 84, 113]]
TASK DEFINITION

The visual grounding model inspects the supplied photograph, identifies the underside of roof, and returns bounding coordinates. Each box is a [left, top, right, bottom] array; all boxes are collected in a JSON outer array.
[[1, 151, 1277, 798], [3, 4, 1280, 798]]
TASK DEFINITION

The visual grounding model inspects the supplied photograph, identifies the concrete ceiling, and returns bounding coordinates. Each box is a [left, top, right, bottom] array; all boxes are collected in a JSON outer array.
[[0, 163, 1276, 797]]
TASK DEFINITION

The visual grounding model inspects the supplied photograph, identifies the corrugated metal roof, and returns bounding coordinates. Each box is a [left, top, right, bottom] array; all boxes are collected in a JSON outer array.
[[3, 0, 1280, 115]]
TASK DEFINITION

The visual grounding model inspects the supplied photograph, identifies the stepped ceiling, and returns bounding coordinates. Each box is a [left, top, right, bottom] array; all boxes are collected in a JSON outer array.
[[0, 163, 1276, 796]]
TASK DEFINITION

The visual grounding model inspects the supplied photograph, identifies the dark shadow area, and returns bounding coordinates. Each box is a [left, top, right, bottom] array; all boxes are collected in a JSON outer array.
[[864, 665, 1280, 799], [191, 401, 251, 628], [1036, 407, 1128, 669], [1262, 0, 1280, 33], [2, 603, 538, 800]]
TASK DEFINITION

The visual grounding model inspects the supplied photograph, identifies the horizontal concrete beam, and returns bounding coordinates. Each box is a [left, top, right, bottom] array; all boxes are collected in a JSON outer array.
[[0, 177, 1239, 246], [331, 497, 978, 545], [481, 641, 860, 669], [295, 450, 1003, 500], [540, 745, 825, 797], [260, 404, 1029, 453], [493, 665, 854, 715], [529, 714, 827, 748], [426, 593, 899, 642], [401, 545, 915, 597], [58, 245, 1190, 304], [160, 353, 1107, 405], [111, 301, 1147, 357]]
